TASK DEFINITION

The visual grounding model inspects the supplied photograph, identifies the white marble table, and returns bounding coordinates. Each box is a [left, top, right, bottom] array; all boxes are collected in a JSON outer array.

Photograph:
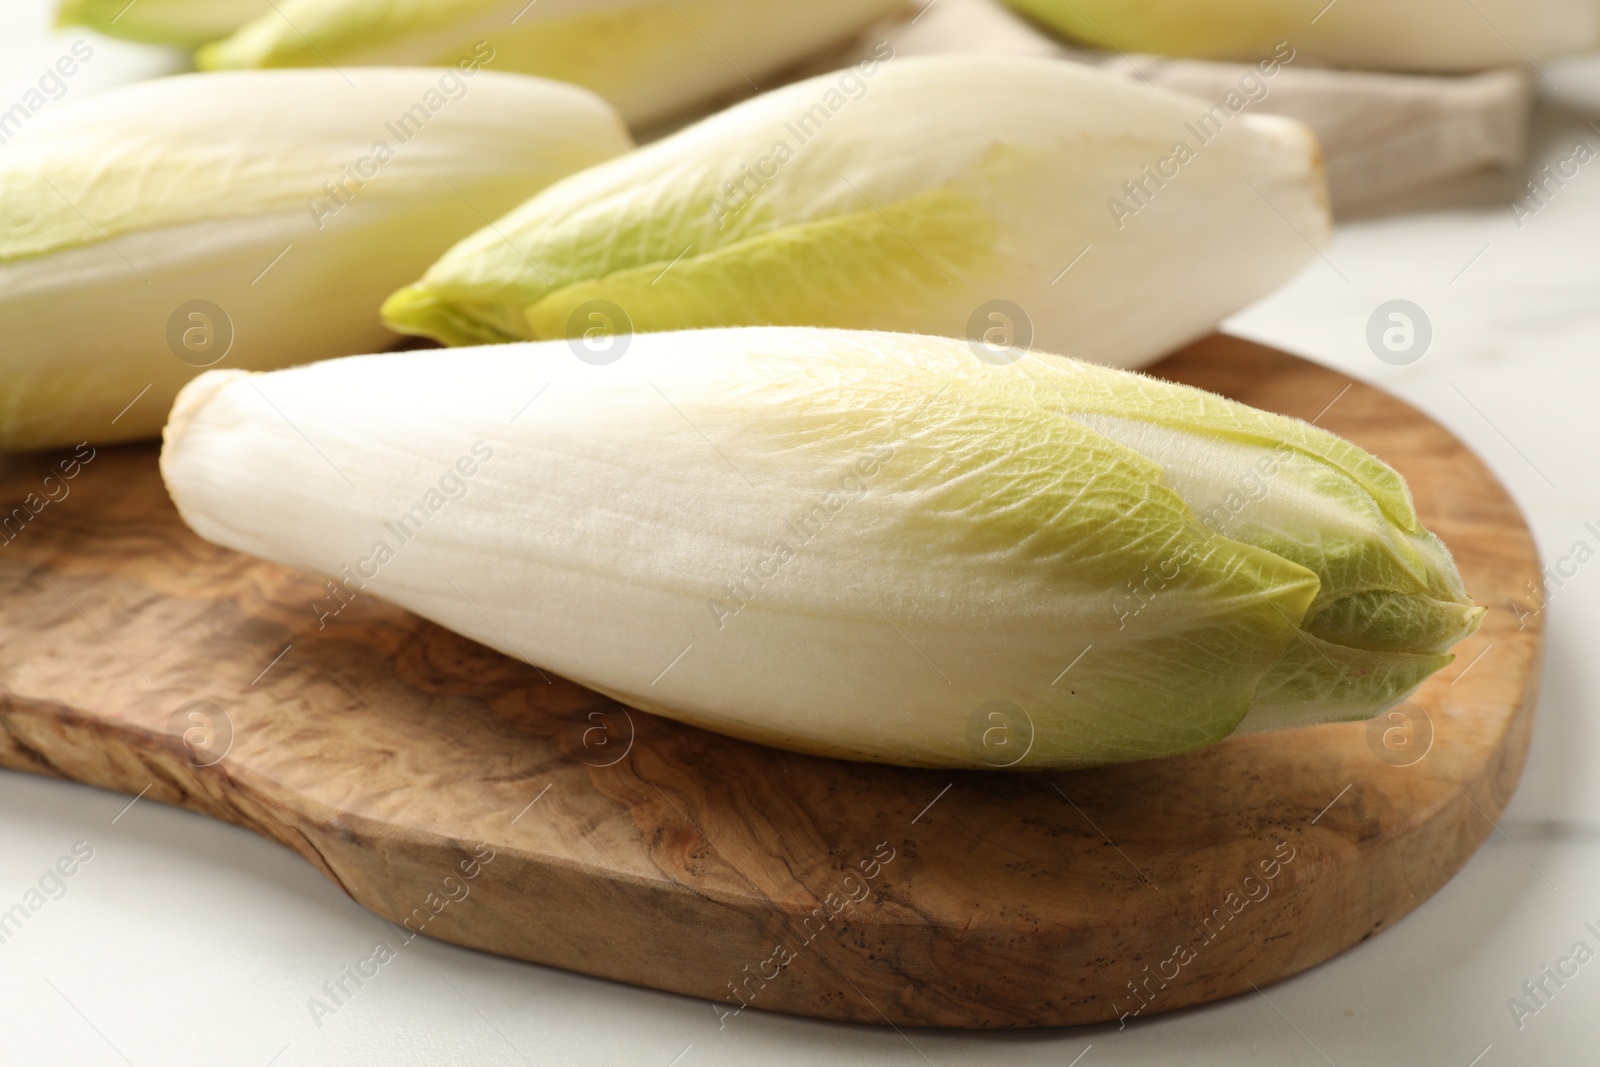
[[3, 4, 1599, 1065]]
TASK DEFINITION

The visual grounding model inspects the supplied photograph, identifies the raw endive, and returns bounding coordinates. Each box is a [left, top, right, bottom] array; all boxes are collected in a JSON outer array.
[[196, 0, 907, 127], [160, 327, 1482, 770], [381, 55, 1330, 371], [57, 0, 273, 46], [0, 68, 631, 451], [1002, 0, 1597, 72]]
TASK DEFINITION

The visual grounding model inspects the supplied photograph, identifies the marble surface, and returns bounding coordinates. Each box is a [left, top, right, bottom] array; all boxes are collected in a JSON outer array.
[[4, 4, 1600, 1065]]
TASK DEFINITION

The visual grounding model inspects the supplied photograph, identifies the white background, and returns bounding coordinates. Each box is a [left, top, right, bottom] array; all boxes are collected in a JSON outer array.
[[3, 4, 1599, 1065]]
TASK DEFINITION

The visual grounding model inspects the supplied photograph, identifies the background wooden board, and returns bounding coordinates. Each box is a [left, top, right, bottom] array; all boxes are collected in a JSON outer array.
[[0, 335, 1541, 1028]]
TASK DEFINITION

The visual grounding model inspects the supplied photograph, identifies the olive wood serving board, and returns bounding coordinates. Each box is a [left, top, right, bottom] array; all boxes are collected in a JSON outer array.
[[0, 335, 1542, 1028]]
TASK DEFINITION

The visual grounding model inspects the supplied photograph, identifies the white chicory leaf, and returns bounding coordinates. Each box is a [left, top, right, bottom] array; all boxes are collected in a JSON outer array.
[[160, 326, 1482, 770], [382, 55, 1331, 372], [0, 67, 631, 450]]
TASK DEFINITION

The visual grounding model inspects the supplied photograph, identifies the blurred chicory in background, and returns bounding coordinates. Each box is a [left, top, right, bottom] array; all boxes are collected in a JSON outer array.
[[1000, 0, 1598, 72], [189, 0, 908, 126], [57, 0, 273, 47]]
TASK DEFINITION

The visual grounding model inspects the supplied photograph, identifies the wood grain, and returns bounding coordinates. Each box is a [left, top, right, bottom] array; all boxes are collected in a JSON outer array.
[[0, 335, 1542, 1028]]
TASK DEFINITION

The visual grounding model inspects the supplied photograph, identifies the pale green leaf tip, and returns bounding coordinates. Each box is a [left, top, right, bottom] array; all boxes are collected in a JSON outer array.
[[53, 0, 123, 37], [193, 42, 224, 71], [53, 0, 80, 32], [56, 0, 218, 46], [382, 286, 518, 348]]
